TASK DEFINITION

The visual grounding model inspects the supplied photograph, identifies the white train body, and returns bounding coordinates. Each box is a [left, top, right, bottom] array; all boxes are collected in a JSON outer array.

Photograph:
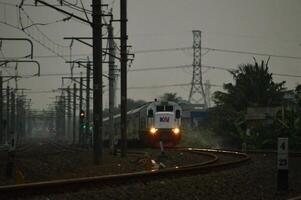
[[104, 101, 182, 146]]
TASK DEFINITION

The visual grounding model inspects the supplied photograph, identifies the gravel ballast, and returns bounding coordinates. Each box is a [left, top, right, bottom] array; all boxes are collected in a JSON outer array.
[[1, 142, 301, 200], [41, 154, 301, 200]]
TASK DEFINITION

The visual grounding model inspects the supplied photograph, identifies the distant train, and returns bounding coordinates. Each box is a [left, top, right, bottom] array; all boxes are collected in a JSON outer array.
[[103, 100, 182, 147]]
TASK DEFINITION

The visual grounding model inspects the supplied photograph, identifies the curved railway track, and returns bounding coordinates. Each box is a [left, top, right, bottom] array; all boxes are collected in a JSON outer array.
[[0, 148, 250, 198]]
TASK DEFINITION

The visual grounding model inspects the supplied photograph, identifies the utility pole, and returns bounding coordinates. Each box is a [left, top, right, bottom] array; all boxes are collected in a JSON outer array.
[[67, 86, 71, 142], [79, 75, 83, 145], [92, 0, 103, 165], [55, 98, 59, 139], [188, 30, 207, 108], [16, 97, 21, 143], [16, 95, 25, 142], [20, 98, 26, 139], [10, 91, 15, 144], [25, 102, 31, 137], [6, 85, 10, 145], [85, 61, 91, 147], [27, 108, 32, 136], [61, 95, 66, 140], [205, 80, 211, 108], [120, 0, 128, 157], [0, 74, 3, 144], [108, 22, 116, 154], [73, 83, 76, 145]]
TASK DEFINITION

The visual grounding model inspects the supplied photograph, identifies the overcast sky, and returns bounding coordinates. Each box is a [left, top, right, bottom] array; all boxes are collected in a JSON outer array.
[[0, 0, 300, 110]]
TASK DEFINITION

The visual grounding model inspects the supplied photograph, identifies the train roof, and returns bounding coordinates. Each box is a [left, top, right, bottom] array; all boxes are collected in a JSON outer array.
[[103, 101, 181, 122], [103, 102, 150, 122]]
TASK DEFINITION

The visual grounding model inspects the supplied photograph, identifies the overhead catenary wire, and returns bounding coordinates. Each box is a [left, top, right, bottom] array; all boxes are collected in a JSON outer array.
[[7, 64, 299, 79], [133, 46, 301, 61], [14, 45, 301, 62], [125, 83, 223, 90], [128, 64, 301, 79]]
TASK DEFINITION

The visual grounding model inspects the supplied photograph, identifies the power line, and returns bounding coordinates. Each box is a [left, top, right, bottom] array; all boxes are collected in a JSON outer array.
[[133, 46, 301, 61], [26, 46, 301, 62], [129, 64, 301, 79], [13, 64, 300, 79], [205, 47, 301, 61], [125, 83, 222, 90]]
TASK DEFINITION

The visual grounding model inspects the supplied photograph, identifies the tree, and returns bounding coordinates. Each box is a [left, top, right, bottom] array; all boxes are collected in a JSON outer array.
[[213, 59, 285, 111], [159, 93, 182, 102], [211, 59, 286, 148]]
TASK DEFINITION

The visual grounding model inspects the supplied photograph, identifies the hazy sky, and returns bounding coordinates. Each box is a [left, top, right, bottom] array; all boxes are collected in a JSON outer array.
[[0, 0, 300, 110]]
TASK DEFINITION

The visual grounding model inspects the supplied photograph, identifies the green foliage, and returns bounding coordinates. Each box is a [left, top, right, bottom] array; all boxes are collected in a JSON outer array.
[[211, 59, 286, 149], [275, 108, 301, 150], [213, 59, 285, 111]]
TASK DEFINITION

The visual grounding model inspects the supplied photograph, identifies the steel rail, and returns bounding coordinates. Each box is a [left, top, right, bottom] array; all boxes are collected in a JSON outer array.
[[0, 148, 250, 197]]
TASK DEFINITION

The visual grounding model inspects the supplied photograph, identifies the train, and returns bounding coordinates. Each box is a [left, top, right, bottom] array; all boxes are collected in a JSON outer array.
[[103, 100, 182, 147]]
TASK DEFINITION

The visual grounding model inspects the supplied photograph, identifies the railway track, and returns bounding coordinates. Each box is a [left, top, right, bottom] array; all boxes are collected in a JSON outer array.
[[14, 138, 86, 155], [0, 148, 250, 198]]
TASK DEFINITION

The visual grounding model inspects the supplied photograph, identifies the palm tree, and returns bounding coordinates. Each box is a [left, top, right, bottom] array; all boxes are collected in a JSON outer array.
[[213, 58, 285, 111], [211, 59, 286, 148]]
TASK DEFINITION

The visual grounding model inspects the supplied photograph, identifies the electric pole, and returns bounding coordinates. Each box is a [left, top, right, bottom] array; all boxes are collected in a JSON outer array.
[[205, 80, 211, 108], [61, 95, 66, 140], [55, 98, 59, 139], [108, 22, 116, 154], [16, 97, 21, 143], [92, 0, 103, 165], [85, 61, 91, 147], [188, 30, 207, 108], [10, 91, 15, 144], [0, 75, 3, 144], [73, 83, 77, 144], [6, 85, 10, 145], [67, 86, 71, 142], [79, 75, 83, 145], [120, 0, 128, 157]]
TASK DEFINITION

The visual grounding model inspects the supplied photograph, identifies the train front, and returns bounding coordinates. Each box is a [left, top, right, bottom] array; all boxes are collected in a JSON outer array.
[[146, 101, 182, 147]]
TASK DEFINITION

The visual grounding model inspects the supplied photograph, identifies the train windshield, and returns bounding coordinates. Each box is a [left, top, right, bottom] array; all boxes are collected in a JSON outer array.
[[156, 106, 165, 112], [165, 106, 173, 111], [156, 105, 174, 112]]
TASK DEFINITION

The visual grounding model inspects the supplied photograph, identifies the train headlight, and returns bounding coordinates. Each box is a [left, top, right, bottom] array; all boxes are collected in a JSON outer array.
[[150, 127, 158, 135], [172, 128, 180, 135]]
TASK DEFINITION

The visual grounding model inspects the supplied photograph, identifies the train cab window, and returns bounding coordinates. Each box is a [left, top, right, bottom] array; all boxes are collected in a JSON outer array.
[[156, 106, 164, 112], [176, 110, 181, 119], [165, 106, 173, 111], [147, 109, 154, 118]]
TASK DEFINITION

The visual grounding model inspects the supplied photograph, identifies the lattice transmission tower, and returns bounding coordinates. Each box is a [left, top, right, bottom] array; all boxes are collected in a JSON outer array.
[[188, 30, 208, 108]]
